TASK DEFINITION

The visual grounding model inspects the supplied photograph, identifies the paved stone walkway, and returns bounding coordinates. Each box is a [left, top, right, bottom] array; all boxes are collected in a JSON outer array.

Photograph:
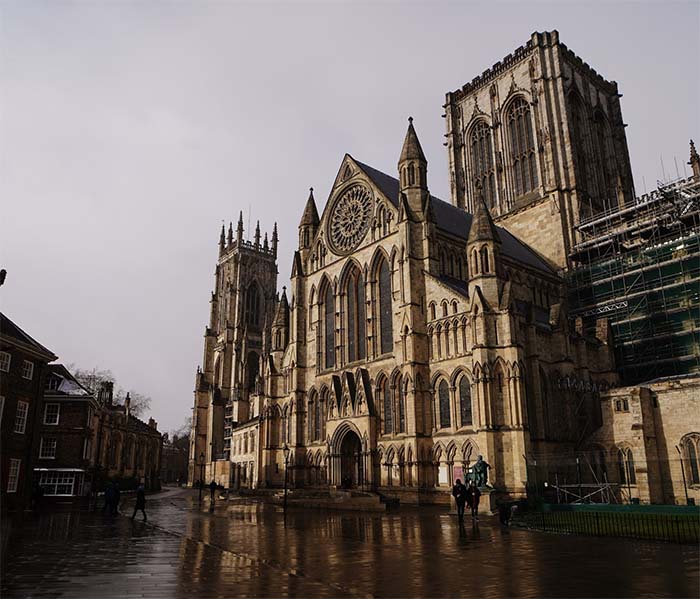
[[2, 488, 698, 598]]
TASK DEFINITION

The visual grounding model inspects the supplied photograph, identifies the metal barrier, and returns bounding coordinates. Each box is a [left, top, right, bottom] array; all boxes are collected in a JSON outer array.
[[513, 509, 700, 544]]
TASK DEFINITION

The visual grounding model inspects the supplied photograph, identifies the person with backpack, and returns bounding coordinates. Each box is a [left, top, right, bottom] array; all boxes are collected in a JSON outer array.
[[451, 478, 468, 522]]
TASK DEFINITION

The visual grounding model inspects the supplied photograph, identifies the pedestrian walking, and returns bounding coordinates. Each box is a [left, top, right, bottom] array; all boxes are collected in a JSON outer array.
[[209, 480, 217, 502], [451, 478, 468, 522], [467, 481, 481, 520], [131, 483, 148, 522], [112, 481, 121, 515], [103, 481, 115, 514]]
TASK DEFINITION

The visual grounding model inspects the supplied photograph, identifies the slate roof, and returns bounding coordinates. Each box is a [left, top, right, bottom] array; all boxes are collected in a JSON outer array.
[[352, 159, 554, 275], [0, 312, 57, 361]]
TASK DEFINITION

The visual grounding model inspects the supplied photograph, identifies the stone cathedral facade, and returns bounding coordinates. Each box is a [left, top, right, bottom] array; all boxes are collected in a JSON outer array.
[[189, 31, 699, 505]]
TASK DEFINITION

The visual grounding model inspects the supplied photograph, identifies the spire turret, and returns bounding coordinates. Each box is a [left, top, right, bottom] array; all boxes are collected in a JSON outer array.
[[236, 211, 244, 243], [271, 286, 290, 351], [299, 187, 319, 250], [263, 232, 269, 251], [272, 222, 279, 256], [219, 223, 225, 252], [254, 220, 261, 247], [398, 117, 429, 218], [689, 139, 700, 180], [227, 221, 233, 246], [467, 187, 501, 246]]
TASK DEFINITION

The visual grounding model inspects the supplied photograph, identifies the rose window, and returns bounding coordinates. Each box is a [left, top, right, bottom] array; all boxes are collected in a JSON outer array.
[[328, 185, 374, 254]]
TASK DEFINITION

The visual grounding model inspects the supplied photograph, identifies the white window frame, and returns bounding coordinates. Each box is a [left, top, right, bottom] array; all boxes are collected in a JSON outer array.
[[21, 360, 34, 380], [39, 437, 57, 459], [14, 401, 29, 434], [0, 351, 10, 373], [43, 403, 60, 425], [7, 459, 21, 493], [38, 471, 75, 496]]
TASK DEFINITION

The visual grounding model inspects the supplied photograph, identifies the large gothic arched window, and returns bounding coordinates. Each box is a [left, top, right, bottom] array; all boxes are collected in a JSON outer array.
[[681, 434, 700, 485], [381, 377, 393, 434], [593, 111, 618, 211], [508, 98, 538, 197], [346, 267, 366, 362], [395, 376, 407, 434], [314, 398, 322, 441], [378, 260, 393, 354], [459, 376, 472, 427], [469, 121, 496, 208], [438, 380, 450, 429], [324, 285, 335, 369], [245, 283, 262, 327]]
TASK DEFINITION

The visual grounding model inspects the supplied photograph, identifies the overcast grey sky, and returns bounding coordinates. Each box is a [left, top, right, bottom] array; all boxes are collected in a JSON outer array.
[[1, 1, 698, 434]]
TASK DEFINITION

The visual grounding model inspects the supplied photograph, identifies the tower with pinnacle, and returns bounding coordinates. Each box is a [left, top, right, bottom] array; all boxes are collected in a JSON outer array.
[[189, 214, 279, 481]]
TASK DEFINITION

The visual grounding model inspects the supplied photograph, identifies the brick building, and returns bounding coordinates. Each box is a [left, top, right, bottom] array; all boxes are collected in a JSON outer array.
[[34, 364, 100, 500], [0, 313, 57, 511]]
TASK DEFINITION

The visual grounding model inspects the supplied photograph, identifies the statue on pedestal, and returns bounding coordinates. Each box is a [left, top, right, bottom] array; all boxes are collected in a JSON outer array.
[[473, 455, 491, 488]]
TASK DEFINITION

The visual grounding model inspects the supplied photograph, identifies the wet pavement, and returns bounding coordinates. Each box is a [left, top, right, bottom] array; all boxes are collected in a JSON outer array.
[[2, 487, 698, 598]]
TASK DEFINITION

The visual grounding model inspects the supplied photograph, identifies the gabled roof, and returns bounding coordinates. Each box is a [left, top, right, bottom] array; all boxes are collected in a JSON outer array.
[[0, 313, 57, 361], [350, 160, 554, 274], [46, 364, 92, 397]]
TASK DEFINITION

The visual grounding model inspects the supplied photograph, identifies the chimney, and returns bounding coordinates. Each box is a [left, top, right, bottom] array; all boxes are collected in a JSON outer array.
[[124, 392, 131, 418], [148, 417, 157, 430]]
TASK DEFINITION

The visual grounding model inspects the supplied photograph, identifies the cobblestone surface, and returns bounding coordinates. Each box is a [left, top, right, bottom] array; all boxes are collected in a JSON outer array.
[[2, 488, 698, 598]]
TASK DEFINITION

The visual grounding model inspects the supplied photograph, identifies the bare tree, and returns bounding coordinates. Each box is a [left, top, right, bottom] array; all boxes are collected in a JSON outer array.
[[70, 365, 152, 417]]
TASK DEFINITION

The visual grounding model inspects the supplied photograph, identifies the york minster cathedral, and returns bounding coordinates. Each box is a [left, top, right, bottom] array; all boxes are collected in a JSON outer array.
[[190, 31, 700, 505]]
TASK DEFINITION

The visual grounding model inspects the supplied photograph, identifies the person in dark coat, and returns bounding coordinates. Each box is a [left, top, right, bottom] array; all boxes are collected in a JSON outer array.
[[209, 480, 217, 502], [131, 483, 147, 521], [451, 479, 468, 521], [467, 481, 481, 520], [112, 482, 121, 515], [103, 481, 115, 514]]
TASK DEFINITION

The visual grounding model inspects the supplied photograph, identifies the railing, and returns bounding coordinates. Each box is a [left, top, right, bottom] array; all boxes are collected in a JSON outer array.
[[512, 507, 699, 544]]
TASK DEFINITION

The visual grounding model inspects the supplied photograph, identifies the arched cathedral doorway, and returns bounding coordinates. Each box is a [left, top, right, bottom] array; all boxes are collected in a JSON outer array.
[[340, 430, 362, 488]]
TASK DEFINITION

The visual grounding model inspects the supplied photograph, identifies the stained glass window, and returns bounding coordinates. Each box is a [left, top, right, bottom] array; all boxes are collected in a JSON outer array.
[[324, 286, 334, 368], [469, 121, 496, 208], [346, 270, 366, 362], [459, 377, 472, 426], [379, 261, 393, 354], [438, 380, 450, 428], [382, 378, 393, 434], [508, 98, 538, 197]]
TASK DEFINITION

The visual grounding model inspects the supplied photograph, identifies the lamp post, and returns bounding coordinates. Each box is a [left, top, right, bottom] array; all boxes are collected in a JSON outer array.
[[283, 443, 290, 513], [676, 445, 690, 505], [198, 452, 205, 503]]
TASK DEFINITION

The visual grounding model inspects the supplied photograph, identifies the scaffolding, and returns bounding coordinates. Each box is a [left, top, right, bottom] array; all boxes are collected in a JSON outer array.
[[567, 176, 700, 385]]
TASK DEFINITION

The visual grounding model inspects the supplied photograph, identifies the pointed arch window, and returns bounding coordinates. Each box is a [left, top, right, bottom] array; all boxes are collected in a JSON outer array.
[[469, 121, 496, 208], [681, 434, 700, 485], [593, 112, 618, 210], [617, 448, 636, 485], [438, 380, 450, 429], [396, 377, 407, 434], [245, 284, 262, 327], [324, 285, 335, 368], [459, 376, 472, 426], [381, 378, 393, 434], [247, 352, 259, 392], [314, 398, 321, 441], [508, 98, 538, 197], [307, 399, 314, 441], [346, 268, 366, 363], [378, 260, 393, 354]]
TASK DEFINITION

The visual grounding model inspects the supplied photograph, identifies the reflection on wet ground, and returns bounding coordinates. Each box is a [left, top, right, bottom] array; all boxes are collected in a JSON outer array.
[[2, 488, 698, 598]]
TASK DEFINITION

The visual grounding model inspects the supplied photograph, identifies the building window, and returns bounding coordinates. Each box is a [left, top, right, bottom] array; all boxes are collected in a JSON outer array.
[[245, 283, 262, 328], [324, 285, 335, 369], [396, 378, 407, 434], [378, 260, 393, 354], [469, 120, 496, 208], [39, 471, 75, 496], [0, 351, 11, 373], [346, 268, 366, 363], [614, 399, 630, 413], [7, 459, 21, 493], [83, 437, 92, 460], [14, 401, 29, 434], [459, 376, 472, 426], [314, 399, 321, 441], [617, 448, 636, 485], [681, 434, 700, 485], [44, 403, 60, 425], [508, 97, 538, 197], [438, 380, 450, 429], [40, 437, 57, 459], [21, 360, 34, 380], [381, 378, 393, 434]]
